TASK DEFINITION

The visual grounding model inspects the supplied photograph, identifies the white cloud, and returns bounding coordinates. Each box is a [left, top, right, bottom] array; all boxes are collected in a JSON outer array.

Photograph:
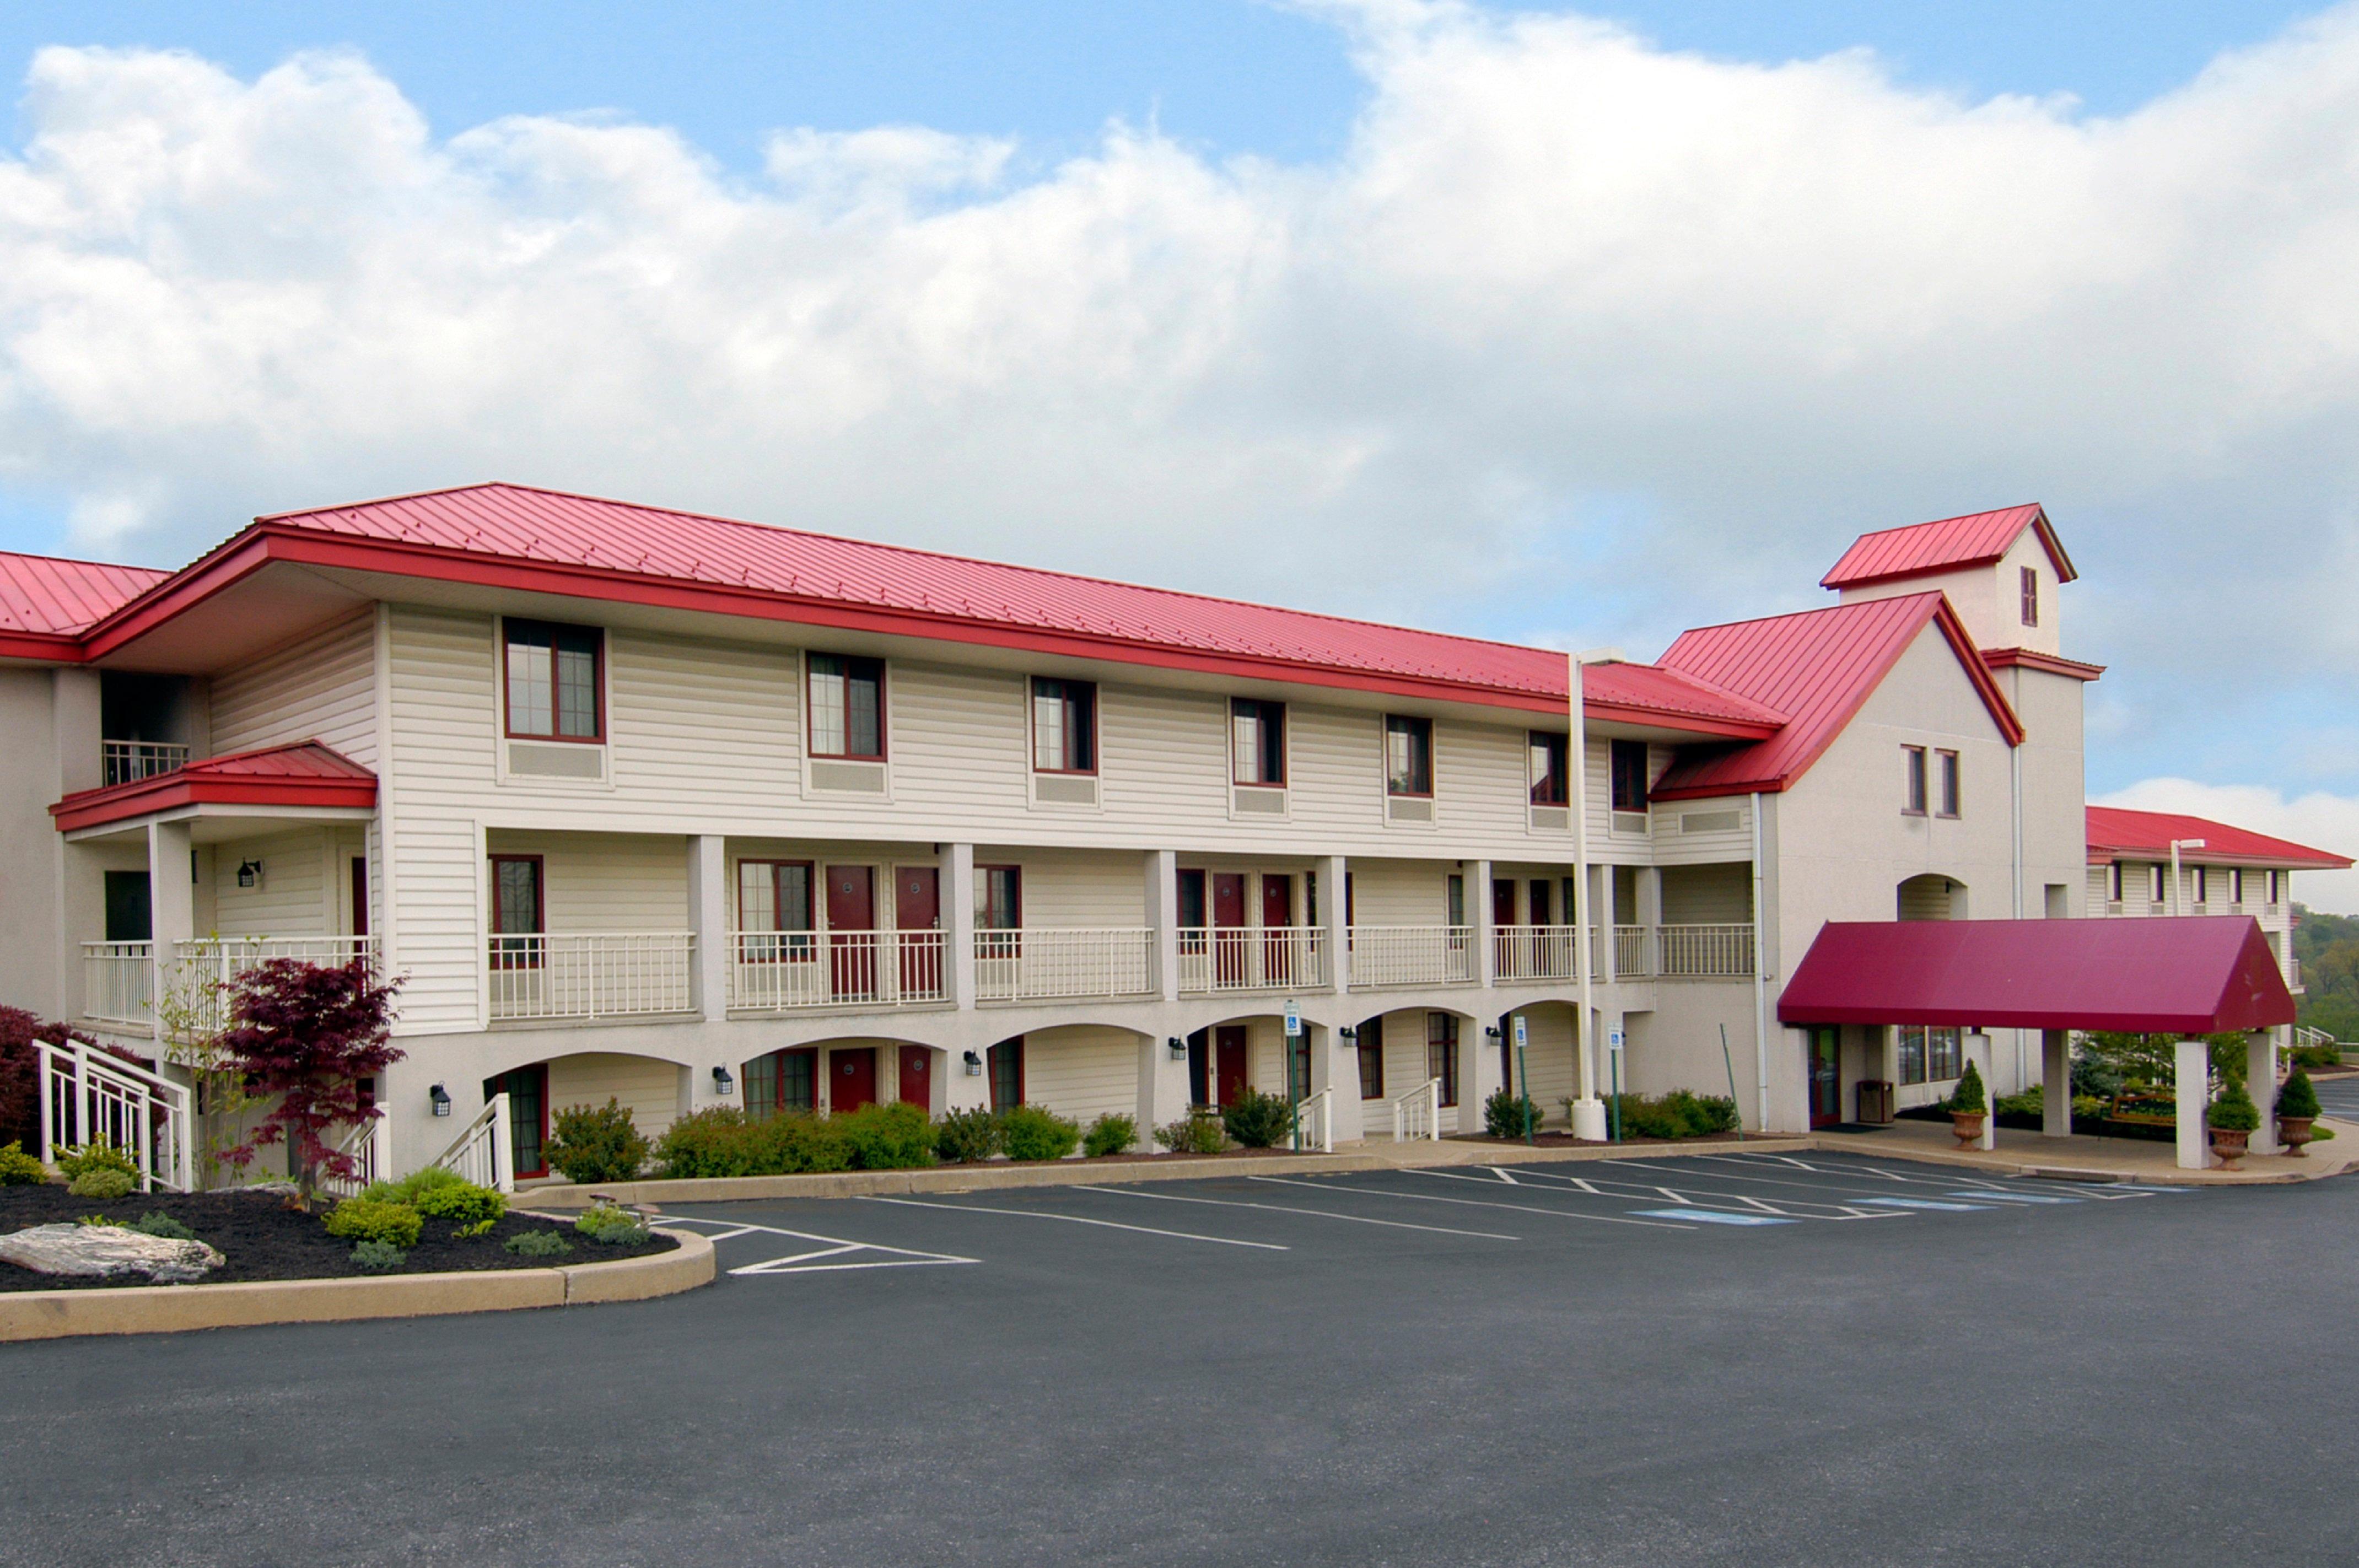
[[1, 9, 2358, 796], [2097, 778, 2359, 913]]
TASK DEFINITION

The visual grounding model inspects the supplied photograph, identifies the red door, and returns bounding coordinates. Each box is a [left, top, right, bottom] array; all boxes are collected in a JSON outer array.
[[895, 866, 941, 998], [897, 1045, 932, 1114], [826, 865, 875, 1000], [1808, 1027, 1841, 1129], [1493, 879, 1517, 926], [832, 1046, 877, 1113], [1215, 1025, 1249, 1107], [1262, 874, 1293, 983], [1213, 873, 1247, 986]]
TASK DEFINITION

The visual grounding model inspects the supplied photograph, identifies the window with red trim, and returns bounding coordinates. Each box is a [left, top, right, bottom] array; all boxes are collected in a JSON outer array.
[[808, 654, 886, 759], [504, 621, 603, 741]]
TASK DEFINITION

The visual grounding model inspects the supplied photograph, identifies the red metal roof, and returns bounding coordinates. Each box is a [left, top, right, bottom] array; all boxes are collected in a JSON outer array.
[[2086, 806, 2351, 870], [0, 549, 170, 656], [50, 741, 377, 834], [1777, 917, 2295, 1033], [1647, 593, 2022, 801], [1821, 504, 2076, 590]]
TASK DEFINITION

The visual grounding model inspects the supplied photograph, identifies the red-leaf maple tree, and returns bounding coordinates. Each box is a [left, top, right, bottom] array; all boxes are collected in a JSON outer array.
[[217, 958, 403, 1205]]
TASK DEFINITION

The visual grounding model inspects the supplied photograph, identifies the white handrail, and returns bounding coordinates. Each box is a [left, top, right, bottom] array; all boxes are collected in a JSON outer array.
[[1390, 1076, 1443, 1143], [489, 933, 697, 1020], [1347, 926, 1475, 988], [430, 1092, 514, 1192], [34, 1038, 193, 1192], [728, 929, 949, 1011], [974, 928, 1154, 1003], [1294, 1086, 1333, 1154], [1175, 927, 1328, 994], [320, 1112, 393, 1200]]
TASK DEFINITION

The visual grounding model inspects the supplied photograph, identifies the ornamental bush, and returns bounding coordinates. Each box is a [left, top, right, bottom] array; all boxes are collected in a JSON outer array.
[[361, 1166, 467, 1206], [503, 1228, 573, 1258], [835, 1102, 936, 1170], [2279, 1066, 2322, 1120], [2207, 1081, 2261, 1133], [0, 1140, 46, 1185], [755, 1112, 855, 1173], [545, 1098, 650, 1184], [575, 1203, 651, 1246], [322, 1197, 423, 1249], [1483, 1088, 1544, 1139], [1153, 1111, 1226, 1155], [1949, 1062, 1988, 1116], [128, 1211, 197, 1241], [1612, 1090, 1741, 1140], [414, 1178, 505, 1227], [1083, 1113, 1138, 1158], [55, 1141, 138, 1181], [1000, 1104, 1081, 1162], [1220, 1090, 1296, 1150], [67, 1168, 135, 1200], [351, 1240, 407, 1272], [934, 1105, 1001, 1164], [654, 1107, 763, 1178]]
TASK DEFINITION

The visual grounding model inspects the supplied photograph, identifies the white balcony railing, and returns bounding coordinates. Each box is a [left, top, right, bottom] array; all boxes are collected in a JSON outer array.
[[1490, 923, 1754, 982], [1390, 1076, 1444, 1142], [82, 935, 376, 1033], [1493, 926, 1584, 982], [1347, 926, 1474, 988], [102, 739, 188, 786], [727, 930, 948, 1011], [489, 933, 696, 1021], [1613, 925, 1652, 978], [1654, 923, 1755, 978], [82, 941, 155, 1027], [36, 1036, 193, 1192], [1177, 927, 1328, 994], [976, 928, 1154, 1004]]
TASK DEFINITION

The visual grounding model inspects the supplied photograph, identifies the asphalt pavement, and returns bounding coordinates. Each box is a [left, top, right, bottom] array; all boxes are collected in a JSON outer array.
[[4, 1149, 2354, 1567]]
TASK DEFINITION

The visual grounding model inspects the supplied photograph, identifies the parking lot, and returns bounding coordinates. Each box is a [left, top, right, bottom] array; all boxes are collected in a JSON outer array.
[[6, 1149, 2357, 1567]]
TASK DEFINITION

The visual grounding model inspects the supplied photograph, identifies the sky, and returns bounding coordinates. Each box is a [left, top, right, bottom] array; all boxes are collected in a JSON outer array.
[[3, 1, 2358, 904]]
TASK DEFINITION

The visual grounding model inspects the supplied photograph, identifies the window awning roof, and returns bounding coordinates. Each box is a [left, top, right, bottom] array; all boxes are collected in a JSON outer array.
[[1776, 917, 2295, 1034]]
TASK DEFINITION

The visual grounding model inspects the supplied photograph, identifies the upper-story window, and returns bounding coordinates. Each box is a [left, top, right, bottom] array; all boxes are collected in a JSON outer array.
[[1231, 698, 1286, 786], [737, 860, 815, 961], [1385, 715, 1432, 798], [2268, 869, 2283, 905], [2148, 863, 2168, 904], [1936, 750, 1961, 818], [1528, 732, 1569, 806], [2021, 566, 2039, 628], [2229, 867, 2245, 905], [1609, 740, 1649, 812], [977, 865, 1022, 930], [2193, 865, 2211, 906], [1902, 746, 1928, 815], [504, 621, 602, 741], [808, 654, 885, 759], [1031, 678, 1096, 773], [2107, 862, 2125, 904]]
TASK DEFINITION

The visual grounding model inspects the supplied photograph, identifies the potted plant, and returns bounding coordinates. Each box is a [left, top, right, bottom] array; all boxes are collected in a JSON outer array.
[[2206, 1080, 2261, 1168], [1948, 1061, 1988, 1149], [2277, 1066, 2322, 1157]]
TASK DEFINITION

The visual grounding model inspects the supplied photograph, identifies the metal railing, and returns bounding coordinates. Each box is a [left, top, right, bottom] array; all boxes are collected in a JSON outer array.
[[488, 933, 696, 1021], [101, 739, 188, 786], [727, 930, 947, 1011], [1493, 926, 1584, 982], [1390, 1076, 1443, 1143], [1490, 923, 1754, 982], [1654, 923, 1755, 978], [1292, 1086, 1334, 1154], [975, 928, 1154, 1003], [173, 936, 376, 1034], [319, 1113, 394, 1200], [35, 1037, 193, 1192], [430, 1092, 514, 1192], [1613, 925, 1653, 977], [82, 941, 155, 1027], [1176, 927, 1328, 994], [1347, 926, 1474, 988]]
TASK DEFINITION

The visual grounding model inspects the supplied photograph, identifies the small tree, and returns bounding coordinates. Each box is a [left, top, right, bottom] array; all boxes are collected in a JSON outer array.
[[1949, 1060, 1987, 1115], [2279, 1066, 2322, 1120], [2206, 1080, 2261, 1133], [216, 958, 403, 1206]]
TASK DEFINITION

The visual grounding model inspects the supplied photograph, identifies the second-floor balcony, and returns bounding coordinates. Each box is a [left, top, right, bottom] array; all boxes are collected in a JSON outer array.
[[101, 739, 190, 786], [1177, 926, 1329, 995], [727, 931, 949, 1013], [489, 933, 698, 1022], [82, 935, 377, 1033]]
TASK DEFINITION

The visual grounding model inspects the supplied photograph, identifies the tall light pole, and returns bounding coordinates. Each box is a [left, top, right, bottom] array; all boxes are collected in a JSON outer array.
[[1570, 648, 1622, 1143], [2169, 838, 2206, 917]]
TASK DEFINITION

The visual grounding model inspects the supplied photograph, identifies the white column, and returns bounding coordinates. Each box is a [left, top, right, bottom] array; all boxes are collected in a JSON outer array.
[[1634, 865, 1662, 978], [1463, 1019, 1504, 1134], [1570, 869, 1609, 1140], [1135, 1028, 1188, 1151], [1965, 1032, 1996, 1150], [1321, 854, 1348, 994], [688, 834, 728, 1023], [1469, 859, 1495, 987], [147, 818, 194, 1021], [1148, 850, 1179, 1003], [941, 842, 976, 1010], [1307, 1023, 1363, 1144], [1599, 865, 1621, 983], [2175, 1040, 2210, 1170], [948, 1043, 990, 1114], [2248, 1032, 2280, 1154], [2041, 1029, 2071, 1138]]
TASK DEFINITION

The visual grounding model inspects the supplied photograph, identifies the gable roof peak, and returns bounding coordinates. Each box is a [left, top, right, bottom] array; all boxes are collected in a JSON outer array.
[[1821, 503, 2076, 591]]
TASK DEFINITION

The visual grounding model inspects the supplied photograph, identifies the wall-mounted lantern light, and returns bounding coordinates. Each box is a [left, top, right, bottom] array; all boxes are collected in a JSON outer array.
[[963, 1049, 983, 1077], [1166, 1036, 1187, 1060], [236, 859, 263, 889], [711, 1065, 735, 1096], [429, 1082, 451, 1117], [1338, 1026, 1358, 1041], [1484, 1025, 1502, 1041]]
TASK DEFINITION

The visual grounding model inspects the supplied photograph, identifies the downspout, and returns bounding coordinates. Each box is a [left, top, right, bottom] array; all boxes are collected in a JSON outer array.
[[1751, 790, 1769, 1132], [2012, 739, 2025, 1090]]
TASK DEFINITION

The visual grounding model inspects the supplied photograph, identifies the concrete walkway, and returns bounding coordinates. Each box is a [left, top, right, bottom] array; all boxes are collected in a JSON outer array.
[[1805, 1114, 2359, 1185]]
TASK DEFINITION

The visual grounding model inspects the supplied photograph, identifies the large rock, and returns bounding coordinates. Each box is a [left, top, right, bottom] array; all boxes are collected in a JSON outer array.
[[0, 1223, 224, 1285]]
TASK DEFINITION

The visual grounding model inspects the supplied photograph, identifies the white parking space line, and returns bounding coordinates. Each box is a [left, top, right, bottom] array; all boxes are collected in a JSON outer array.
[[1859, 1197, 1992, 1211], [1433, 1164, 1903, 1221], [1593, 1156, 2112, 1205], [657, 1214, 979, 1275], [860, 1195, 1290, 1251], [1071, 1184, 1522, 1241], [1247, 1176, 1701, 1230]]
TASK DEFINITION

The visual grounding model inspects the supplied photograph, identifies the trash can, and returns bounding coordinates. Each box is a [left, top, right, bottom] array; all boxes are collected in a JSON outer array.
[[1856, 1079, 1894, 1125]]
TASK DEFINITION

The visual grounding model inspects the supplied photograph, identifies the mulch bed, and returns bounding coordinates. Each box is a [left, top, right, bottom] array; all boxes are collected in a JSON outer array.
[[0, 1186, 676, 1292]]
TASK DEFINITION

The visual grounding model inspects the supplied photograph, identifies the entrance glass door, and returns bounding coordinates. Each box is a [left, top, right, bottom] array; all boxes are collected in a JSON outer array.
[[1808, 1027, 1841, 1128]]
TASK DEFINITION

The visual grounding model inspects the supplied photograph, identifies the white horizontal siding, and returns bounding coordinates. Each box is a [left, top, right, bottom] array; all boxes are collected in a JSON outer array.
[[1661, 863, 1752, 924], [1349, 859, 1453, 925], [1650, 794, 1753, 865], [209, 829, 329, 937], [486, 829, 687, 931], [545, 1051, 683, 1141], [1019, 1025, 1138, 1124], [210, 610, 379, 768], [973, 848, 1147, 928]]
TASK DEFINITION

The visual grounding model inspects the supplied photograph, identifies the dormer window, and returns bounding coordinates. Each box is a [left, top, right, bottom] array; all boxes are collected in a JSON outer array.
[[2021, 567, 2039, 628]]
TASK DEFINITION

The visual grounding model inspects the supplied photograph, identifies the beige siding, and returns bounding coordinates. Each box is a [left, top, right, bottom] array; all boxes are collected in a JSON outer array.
[[1650, 794, 1753, 865], [1661, 863, 1752, 924], [209, 830, 328, 936], [1019, 1025, 1138, 1124], [486, 830, 687, 931], [608, 629, 801, 807], [973, 848, 1146, 928], [545, 1052, 683, 1140], [210, 610, 378, 767], [1350, 859, 1454, 925]]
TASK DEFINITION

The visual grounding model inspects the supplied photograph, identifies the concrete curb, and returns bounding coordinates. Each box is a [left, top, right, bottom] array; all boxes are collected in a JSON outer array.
[[1801, 1117, 2359, 1187], [520, 1138, 1818, 1208], [0, 1226, 714, 1343]]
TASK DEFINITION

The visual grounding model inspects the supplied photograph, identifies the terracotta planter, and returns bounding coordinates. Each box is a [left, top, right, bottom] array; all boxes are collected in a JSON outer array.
[[2281, 1116, 2315, 1157], [2209, 1126, 2250, 1170], [1949, 1111, 1986, 1149]]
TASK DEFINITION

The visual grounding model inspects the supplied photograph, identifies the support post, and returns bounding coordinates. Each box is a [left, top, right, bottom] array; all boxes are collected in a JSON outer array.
[[1634, 865, 1662, 978], [1469, 859, 1495, 988], [1149, 850, 1179, 1003], [2040, 1029, 2071, 1138], [1463, 1021, 1504, 1136], [146, 818, 194, 1034], [941, 842, 976, 1010], [2248, 1032, 2280, 1155], [2175, 1039, 2210, 1170], [1136, 1027, 1189, 1151], [688, 834, 728, 1023], [1321, 854, 1348, 995]]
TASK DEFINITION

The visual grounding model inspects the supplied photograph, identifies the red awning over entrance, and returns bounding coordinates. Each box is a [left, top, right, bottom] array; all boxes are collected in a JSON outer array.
[[1776, 917, 2296, 1034]]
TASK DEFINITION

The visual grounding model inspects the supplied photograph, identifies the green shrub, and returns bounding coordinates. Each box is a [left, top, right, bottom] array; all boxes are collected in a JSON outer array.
[[1154, 1111, 1226, 1154], [544, 1098, 649, 1184], [1000, 1104, 1081, 1162], [2314, 1124, 2337, 1142], [934, 1105, 1002, 1163], [454, 1217, 497, 1239], [1084, 1113, 1138, 1158], [0, 1140, 47, 1185], [2291, 1043, 2344, 1069], [1606, 1090, 1739, 1140], [360, 1166, 468, 1206], [67, 1168, 135, 1200], [1483, 1088, 1544, 1139], [414, 1179, 505, 1227], [129, 1211, 197, 1241], [351, 1240, 407, 1272], [55, 1141, 138, 1181], [2207, 1081, 2261, 1133], [655, 1107, 763, 1178], [322, 1197, 423, 1249], [834, 1102, 936, 1170], [575, 1203, 651, 1246], [1220, 1090, 1296, 1150], [504, 1228, 573, 1258], [2279, 1066, 2322, 1120], [1948, 1062, 1988, 1115], [753, 1112, 855, 1174]]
